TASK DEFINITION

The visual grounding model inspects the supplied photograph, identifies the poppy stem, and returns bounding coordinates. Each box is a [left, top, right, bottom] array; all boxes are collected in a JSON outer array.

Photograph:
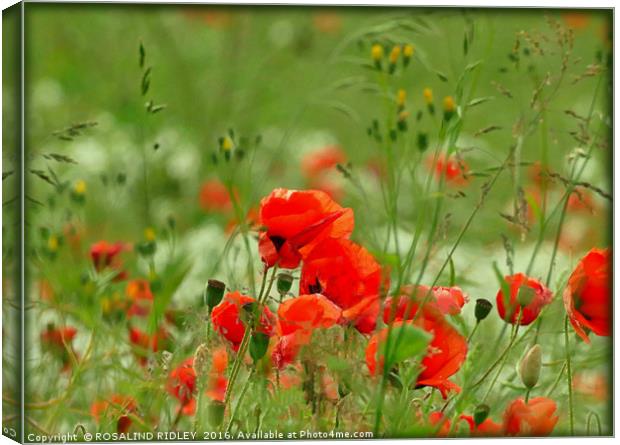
[[467, 321, 480, 343], [225, 367, 255, 433], [564, 315, 575, 435]]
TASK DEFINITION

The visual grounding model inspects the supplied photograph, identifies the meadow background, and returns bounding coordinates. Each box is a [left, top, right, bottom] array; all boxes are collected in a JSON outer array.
[[1, 4, 612, 440]]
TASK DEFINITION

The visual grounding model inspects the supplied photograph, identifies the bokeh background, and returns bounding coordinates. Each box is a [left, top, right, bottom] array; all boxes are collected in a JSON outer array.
[[2, 3, 613, 438]]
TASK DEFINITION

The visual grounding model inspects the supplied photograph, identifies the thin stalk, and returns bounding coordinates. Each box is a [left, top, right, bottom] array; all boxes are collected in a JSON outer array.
[[564, 315, 575, 435], [226, 368, 255, 433]]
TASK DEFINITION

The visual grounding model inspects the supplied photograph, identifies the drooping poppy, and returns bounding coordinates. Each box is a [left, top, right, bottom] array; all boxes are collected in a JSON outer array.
[[367, 311, 467, 398], [125, 279, 154, 317], [91, 395, 137, 433], [198, 179, 234, 213], [300, 238, 384, 332], [428, 153, 470, 186], [496, 273, 553, 326], [503, 397, 558, 436], [167, 358, 197, 416], [41, 325, 78, 372], [270, 332, 305, 370], [90, 241, 129, 281], [563, 247, 611, 342], [211, 291, 275, 350], [258, 188, 354, 269]]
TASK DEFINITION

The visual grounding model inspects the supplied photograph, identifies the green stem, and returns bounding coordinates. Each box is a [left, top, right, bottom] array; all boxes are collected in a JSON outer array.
[[226, 368, 255, 433], [564, 315, 575, 435]]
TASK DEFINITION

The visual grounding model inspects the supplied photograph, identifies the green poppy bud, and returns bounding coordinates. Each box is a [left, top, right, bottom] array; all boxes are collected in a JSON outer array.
[[519, 344, 542, 389], [516, 285, 536, 307], [277, 273, 294, 295], [475, 298, 493, 322], [473, 404, 490, 426], [206, 279, 226, 310], [207, 400, 225, 427]]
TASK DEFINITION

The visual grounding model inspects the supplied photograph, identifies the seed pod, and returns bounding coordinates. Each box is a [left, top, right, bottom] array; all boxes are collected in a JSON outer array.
[[519, 344, 542, 389], [277, 273, 294, 295], [475, 298, 493, 322], [206, 279, 226, 310]]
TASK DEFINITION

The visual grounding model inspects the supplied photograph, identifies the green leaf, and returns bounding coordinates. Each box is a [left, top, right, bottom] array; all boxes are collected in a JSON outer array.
[[148, 260, 191, 334], [467, 96, 495, 108], [384, 324, 432, 371], [249, 332, 270, 363]]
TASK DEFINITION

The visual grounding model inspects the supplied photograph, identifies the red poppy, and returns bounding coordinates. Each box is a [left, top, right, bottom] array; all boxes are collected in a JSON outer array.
[[270, 294, 342, 368], [258, 188, 354, 269], [199, 179, 234, 213], [561, 12, 591, 30], [496, 273, 553, 326], [91, 395, 137, 433], [301, 145, 346, 178], [573, 372, 608, 401], [126, 279, 154, 317], [211, 291, 275, 350], [428, 411, 452, 437], [503, 397, 558, 436], [384, 285, 468, 319], [459, 415, 503, 436], [41, 325, 77, 372], [300, 238, 384, 333], [278, 294, 342, 337], [428, 153, 469, 186], [563, 247, 611, 342], [567, 189, 595, 213], [312, 12, 342, 34], [205, 346, 229, 402], [90, 241, 128, 281], [128, 326, 170, 366], [167, 358, 197, 415], [366, 312, 467, 398]]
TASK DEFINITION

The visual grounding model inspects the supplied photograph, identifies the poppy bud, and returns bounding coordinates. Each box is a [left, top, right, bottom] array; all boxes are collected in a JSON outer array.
[[207, 400, 225, 427], [417, 132, 428, 152], [443, 96, 456, 121], [277, 272, 294, 295], [206, 279, 226, 310], [473, 404, 490, 426], [371, 43, 384, 69], [193, 343, 209, 378], [475, 298, 493, 322], [519, 344, 542, 389], [403, 44, 414, 66]]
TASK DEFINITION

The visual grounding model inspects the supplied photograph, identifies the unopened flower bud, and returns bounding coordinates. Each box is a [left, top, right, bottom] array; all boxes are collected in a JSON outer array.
[[277, 273, 294, 295], [473, 404, 490, 426], [206, 279, 226, 310], [371, 43, 384, 69], [207, 400, 225, 427], [443, 96, 456, 121], [193, 343, 209, 378], [475, 298, 493, 322], [519, 344, 542, 389]]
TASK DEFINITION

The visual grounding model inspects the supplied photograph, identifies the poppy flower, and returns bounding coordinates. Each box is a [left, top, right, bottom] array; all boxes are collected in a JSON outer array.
[[312, 12, 342, 34], [199, 179, 234, 213], [300, 238, 384, 332], [126, 279, 154, 317], [428, 153, 470, 186], [567, 189, 595, 213], [503, 397, 558, 436], [277, 294, 342, 338], [128, 326, 170, 366], [270, 294, 342, 368], [561, 12, 591, 30], [496, 273, 553, 326], [211, 291, 275, 350], [167, 358, 197, 415], [366, 314, 467, 398], [459, 415, 503, 436], [205, 346, 229, 402], [90, 241, 128, 281], [258, 188, 354, 269], [91, 395, 137, 433], [384, 285, 468, 320], [573, 372, 609, 401], [563, 247, 611, 342], [301, 145, 346, 178], [41, 325, 78, 372], [428, 411, 452, 437]]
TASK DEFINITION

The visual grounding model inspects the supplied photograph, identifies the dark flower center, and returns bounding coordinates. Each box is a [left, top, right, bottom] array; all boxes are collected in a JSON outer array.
[[270, 235, 286, 251], [308, 277, 322, 294]]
